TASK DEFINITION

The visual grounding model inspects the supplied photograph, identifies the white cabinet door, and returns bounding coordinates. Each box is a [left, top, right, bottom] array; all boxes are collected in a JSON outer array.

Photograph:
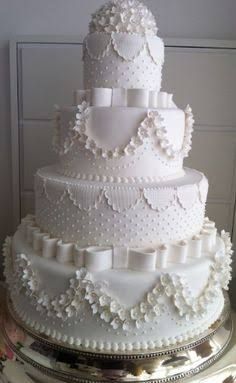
[[12, 40, 84, 218], [21, 44, 83, 120], [11, 38, 236, 248]]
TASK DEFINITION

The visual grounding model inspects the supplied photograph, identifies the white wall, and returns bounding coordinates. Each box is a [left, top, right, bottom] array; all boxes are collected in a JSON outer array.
[[0, 0, 236, 275]]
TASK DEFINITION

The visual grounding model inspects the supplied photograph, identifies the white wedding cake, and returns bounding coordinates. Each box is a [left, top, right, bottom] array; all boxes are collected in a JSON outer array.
[[3, 0, 233, 353]]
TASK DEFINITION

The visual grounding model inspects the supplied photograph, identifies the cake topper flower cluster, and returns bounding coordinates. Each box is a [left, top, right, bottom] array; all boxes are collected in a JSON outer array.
[[89, 0, 158, 36]]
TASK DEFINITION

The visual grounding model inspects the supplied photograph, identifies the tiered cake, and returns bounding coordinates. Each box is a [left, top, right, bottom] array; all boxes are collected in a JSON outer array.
[[3, 0, 233, 354]]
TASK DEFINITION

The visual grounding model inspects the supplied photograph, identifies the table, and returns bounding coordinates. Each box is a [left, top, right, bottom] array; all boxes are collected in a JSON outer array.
[[0, 283, 236, 383]]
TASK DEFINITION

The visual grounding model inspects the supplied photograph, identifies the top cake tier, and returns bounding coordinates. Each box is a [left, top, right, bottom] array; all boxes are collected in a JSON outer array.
[[83, 0, 164, 91]]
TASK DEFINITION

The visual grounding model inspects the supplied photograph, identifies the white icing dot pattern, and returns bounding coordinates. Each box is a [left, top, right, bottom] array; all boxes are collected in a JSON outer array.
[[84, 47, 162, 91], [36, 195, 205, 248]]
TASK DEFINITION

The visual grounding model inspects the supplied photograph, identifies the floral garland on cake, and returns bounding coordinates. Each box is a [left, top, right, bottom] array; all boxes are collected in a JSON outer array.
[[3, 232, 232, 332], [168, 231, 232, 321], [52, 105, 79, 156], [52, 102, 194, 161]]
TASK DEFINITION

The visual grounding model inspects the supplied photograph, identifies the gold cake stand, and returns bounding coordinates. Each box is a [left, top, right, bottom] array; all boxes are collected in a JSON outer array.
[[1, 293, 233, 383]]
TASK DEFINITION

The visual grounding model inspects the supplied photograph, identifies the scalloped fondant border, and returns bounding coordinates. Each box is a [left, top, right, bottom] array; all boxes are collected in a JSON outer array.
[[35, 169, 208, 213], [84, 32, 164, 66]]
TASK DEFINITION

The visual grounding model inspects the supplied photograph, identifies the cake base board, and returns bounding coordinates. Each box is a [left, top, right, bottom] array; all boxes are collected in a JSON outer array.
[[2, 294, 233, 383]]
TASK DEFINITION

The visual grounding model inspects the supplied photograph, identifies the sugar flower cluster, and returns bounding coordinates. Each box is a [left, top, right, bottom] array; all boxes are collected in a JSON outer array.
[[89, 0, 158, 36]]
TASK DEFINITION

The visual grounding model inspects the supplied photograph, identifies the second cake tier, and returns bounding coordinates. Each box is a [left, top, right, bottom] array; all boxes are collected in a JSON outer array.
[[55, 102, 193, 183], [35, 166, 208, 248]]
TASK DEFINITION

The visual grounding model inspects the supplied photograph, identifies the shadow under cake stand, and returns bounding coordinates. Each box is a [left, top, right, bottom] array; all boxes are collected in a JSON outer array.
[[1, 292, 233, 383]]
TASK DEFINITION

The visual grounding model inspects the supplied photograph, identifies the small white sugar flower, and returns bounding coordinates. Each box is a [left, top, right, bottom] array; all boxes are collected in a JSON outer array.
[[99, 295, 112, 307], [122, 319, 133, 331], [100, 309, 112, 323], [111, 317, 122, 330], [130, 306, 142, 320], [110, 301, 121, 313]]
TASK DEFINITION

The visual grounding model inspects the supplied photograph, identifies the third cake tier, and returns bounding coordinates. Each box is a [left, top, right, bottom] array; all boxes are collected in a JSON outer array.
[[35, 166, 208, 248]]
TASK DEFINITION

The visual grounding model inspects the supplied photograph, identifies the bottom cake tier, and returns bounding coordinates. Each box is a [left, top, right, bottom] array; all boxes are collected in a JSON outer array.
[[3, 223, 233, 353]]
